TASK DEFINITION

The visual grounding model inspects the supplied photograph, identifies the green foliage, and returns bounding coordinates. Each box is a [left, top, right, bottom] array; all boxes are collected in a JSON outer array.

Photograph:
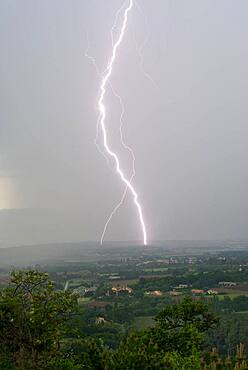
[[0, 270, 247, 370], [0, 270, 77, 369], [105, 331, 202, 370], [100, 298, 216, 369], [150, 297, 218, 355]]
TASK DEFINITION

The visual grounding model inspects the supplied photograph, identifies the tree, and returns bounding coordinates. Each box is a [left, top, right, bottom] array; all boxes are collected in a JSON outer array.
[[104, 298, 217, 369], [150, 297, 218, 355], [0, 270, 77, 369]]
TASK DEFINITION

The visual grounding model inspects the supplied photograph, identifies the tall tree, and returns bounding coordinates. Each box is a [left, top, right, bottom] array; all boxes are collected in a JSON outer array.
[[0, 270, 77, 369]]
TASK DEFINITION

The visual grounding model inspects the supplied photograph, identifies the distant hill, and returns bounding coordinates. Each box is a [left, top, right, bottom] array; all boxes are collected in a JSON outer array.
[[0, 242, 100, 267], [0, 238, 247, 268], [0, 208, 89, 248]]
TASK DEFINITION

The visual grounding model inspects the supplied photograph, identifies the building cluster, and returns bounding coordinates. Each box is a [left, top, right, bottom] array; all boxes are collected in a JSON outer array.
[[111, 286, 133, 295], [146, 290, 163, 297], [218, 281, 237, 287]]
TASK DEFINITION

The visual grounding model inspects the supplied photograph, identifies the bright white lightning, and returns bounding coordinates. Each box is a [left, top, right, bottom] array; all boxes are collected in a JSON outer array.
[[85, 34, 133, 178], [101, 0, 157, 244], [85, 34, 134, 244], [85, 34, 111, 167], [100, 89, 135, 245], [100, 5, 136, 245], [97, 0, 147, 245]]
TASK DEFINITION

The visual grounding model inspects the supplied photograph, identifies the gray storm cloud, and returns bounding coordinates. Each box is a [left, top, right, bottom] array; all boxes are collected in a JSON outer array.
[[0, 0, 248, 246]]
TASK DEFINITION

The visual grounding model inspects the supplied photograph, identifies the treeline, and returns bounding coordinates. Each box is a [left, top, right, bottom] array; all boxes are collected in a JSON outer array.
[[137, 269, 248, 291], [0, 270, 248, 369]]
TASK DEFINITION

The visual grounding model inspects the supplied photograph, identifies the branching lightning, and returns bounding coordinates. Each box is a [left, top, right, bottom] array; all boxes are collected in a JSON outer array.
[[100, 0, 157, 244], [133, 1, 158, 89], [100, 88, 135, 245], [85, 34, 134, 244], [97, 0, 147, 245], [99, 4, 136, 245], [85, 32, 135, 240]]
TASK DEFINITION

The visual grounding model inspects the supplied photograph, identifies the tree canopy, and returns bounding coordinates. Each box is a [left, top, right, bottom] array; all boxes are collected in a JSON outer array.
[[0, 270, 246, 370]]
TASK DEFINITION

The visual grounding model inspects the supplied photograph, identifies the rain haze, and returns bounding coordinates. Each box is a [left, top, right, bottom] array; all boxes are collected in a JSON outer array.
[[1, 0, 248, 247]]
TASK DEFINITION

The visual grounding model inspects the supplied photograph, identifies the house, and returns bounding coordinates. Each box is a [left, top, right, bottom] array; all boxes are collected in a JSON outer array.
[[191, 289, 204, 295], [146, 290, 163, 297], [178, 284, 188, 289], [218, 282, 237, 287], [109, 275, 121, 280], [169, 258, 178, 264], [95, 317, 107, 325], [207, 289, 218, 295], [111, 286, 133, 295], [157, 259, 170, 264], [73, 286, 97, 297]]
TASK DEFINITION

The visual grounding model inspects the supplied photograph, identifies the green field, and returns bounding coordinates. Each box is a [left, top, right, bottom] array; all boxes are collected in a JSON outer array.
[[68, 279, 85, 288], [78, 297, 91, 305], [110, 279, 139, 287], [143, 268, 169, 272], [218, 292, 248, 300], [133, 316, 155, 330]]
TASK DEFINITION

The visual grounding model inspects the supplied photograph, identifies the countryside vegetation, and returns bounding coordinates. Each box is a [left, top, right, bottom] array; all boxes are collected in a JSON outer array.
[[0, 268, 248, 369]]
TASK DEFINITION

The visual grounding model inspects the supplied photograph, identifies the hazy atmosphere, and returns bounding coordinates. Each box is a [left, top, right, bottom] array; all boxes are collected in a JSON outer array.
[[1, 3, 248, 368], [1, 0, 248, 246]]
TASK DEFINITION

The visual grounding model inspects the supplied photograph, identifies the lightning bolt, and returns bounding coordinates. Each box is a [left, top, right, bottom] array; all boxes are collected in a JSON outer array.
[[100, 89, 135, 245], [99, 4, 136, 245], [85, 33, 134, 244], [85, 33, 111, 167], [97, 0, 147, 245]]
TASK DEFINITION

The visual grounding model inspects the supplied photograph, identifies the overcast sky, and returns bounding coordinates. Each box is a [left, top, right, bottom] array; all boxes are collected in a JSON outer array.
[[0, 0, 248, 246]]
